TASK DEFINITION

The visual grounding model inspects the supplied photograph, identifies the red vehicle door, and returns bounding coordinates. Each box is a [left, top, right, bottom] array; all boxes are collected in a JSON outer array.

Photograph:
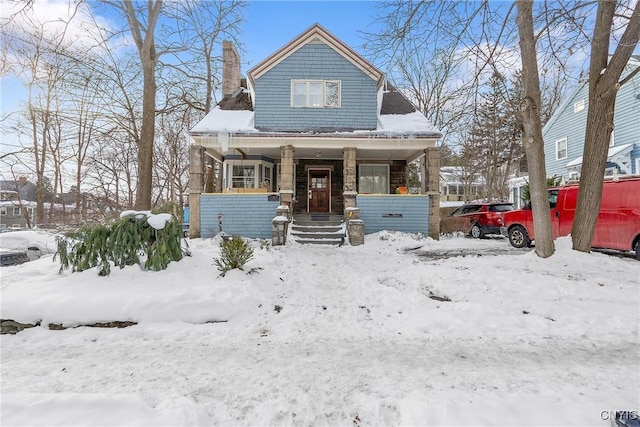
[[556, 187, 576, 238], [548, 189, 562, 238], [592, 182, 626, 250]]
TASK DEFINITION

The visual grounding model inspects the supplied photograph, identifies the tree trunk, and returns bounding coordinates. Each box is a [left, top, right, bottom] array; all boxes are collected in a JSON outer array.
[[572, 0, 640, 252], [135, 60, 155, 210], [516, 1, 555, 258], [571, 82, 617, 251]]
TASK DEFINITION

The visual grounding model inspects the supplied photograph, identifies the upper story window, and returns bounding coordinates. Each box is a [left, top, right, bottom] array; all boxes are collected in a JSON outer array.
[[291, 80, 341, 108], [556, 138, 567, 160], [574, 99, 585, 113], [609, 129, 615, 147]]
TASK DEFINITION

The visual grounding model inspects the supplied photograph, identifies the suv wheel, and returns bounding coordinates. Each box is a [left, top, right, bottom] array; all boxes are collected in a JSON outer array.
[[470, 224, 483, 239], [508, 225, 531, 248]]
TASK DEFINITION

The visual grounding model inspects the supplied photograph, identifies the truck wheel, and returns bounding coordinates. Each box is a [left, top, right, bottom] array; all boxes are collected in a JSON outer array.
[[508, 225, 530, 248], [635, 240, 640, 261], [470, 224, 483, 239]]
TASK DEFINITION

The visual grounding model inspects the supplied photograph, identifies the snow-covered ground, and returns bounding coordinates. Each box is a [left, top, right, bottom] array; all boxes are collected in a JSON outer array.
[[1, 230, 638, 426]]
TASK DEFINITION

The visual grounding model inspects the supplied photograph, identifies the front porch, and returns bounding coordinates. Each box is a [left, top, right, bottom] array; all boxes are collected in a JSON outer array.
[[188, 142, 441, 242]]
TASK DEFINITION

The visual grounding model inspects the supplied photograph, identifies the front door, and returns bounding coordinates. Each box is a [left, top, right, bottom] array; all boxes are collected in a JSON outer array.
[[308, 169, 330, 213]]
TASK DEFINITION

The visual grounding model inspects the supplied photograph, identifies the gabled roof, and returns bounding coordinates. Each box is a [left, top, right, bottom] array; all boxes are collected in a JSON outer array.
[[543, 55, 640, 135], [247, 23, 384, 88]]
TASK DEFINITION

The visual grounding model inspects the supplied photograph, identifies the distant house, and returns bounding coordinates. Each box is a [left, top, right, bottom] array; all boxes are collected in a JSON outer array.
[[543, 56, 640, 181], [439, 166, 485, 203], [0, 177, 37, 202], [0, 177, 37, 228], [188, 24, 442, 241]]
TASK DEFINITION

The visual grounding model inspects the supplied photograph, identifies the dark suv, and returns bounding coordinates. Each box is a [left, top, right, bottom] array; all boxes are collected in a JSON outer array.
[[448, 202, 514, 238]]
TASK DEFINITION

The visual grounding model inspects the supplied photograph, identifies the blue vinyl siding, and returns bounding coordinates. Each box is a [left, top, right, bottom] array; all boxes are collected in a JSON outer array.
[[543, 84, 590, 179], [544, 67, 640, 179], [616, 73, 640, 174], [254, 43, 378, 131], [356, 195, 430, 235], [200, 194, 281, 239]]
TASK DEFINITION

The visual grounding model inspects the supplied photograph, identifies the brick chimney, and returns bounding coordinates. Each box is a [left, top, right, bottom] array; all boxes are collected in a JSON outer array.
[[222, 40, 241, 98]]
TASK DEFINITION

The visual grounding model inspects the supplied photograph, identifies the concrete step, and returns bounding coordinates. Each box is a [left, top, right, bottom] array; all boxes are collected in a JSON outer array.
[[294, 237, 345, 245], [291, 224, 344, 233], [291, 216, 346, 245]]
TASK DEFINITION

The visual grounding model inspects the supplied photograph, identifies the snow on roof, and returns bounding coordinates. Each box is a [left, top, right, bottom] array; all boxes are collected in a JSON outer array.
[[376, 111, 440, 135], [190, 108, 439, 136], [190, 107, 257, 133]]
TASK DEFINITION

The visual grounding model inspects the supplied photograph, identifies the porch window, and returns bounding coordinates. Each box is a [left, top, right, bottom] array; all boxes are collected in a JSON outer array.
[[231, 165, 255, 188], [555, 138, 567, 160], [359, 164, 389, 194], [291, 80, 341, 108], [263, 166, 272, 190]]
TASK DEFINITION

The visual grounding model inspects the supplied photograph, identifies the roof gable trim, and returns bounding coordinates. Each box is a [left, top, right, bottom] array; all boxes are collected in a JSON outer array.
[[248, 23, 383, 86]]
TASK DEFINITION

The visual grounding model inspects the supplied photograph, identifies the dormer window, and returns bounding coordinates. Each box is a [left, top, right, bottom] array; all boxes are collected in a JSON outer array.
[[291, 80, 341, 108]]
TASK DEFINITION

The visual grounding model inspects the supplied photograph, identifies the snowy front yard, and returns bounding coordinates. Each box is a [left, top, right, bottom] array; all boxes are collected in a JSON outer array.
[[1, 231, 638, 426]]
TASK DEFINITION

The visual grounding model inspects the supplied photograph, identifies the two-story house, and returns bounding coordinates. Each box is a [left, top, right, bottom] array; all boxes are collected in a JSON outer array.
[[188, 24, 442, 241], [543, 56, 640, 181], [507, 56, 639, 208]]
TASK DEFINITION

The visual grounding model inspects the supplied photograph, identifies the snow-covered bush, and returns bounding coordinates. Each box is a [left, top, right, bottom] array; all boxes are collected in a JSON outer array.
[[55, 211, 183, 276], [214, 236, 254, 276]]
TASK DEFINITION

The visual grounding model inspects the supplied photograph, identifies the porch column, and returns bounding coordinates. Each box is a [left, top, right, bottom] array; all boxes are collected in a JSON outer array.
[[280, 145, 295, 208], [189, 145, 203, 238], [343, 147, 357, 209], [424, 147, 441, 240]]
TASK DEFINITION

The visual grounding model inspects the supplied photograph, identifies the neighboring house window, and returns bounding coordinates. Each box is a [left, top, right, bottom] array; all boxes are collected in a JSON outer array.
[[555, 138, 567, 160], [609, 130, 615, 147], [12, 207, 21, 215], [359, 164, 389, 194], [574, 99, 585, 113], [291, 80, 341, 108], [0, 207, 6, 215]]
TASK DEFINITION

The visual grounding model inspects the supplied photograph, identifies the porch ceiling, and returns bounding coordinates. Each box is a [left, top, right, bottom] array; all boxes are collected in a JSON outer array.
[[192, 134, 437, 163]]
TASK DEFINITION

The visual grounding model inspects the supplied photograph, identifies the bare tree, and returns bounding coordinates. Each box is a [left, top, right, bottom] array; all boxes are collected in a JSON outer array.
[[163, 0, 246, 114], [3, 4, 80, 224], [516, 1, 555, 258], [102, 0, 163, 211], [152, 109, 192, 211], [571, 1, 640, 253]]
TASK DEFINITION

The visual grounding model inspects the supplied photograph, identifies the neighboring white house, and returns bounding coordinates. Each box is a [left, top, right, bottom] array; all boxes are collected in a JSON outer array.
[[439, 166, 485, 202]]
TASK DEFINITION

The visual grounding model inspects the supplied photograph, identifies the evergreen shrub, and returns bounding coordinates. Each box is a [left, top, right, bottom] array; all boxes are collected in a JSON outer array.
[[214, 236, 255, 276], [55, 212, 184, 276]]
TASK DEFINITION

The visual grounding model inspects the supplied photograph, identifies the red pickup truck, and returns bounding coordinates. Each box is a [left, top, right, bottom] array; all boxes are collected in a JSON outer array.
[[501, 176, 640, 259]]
